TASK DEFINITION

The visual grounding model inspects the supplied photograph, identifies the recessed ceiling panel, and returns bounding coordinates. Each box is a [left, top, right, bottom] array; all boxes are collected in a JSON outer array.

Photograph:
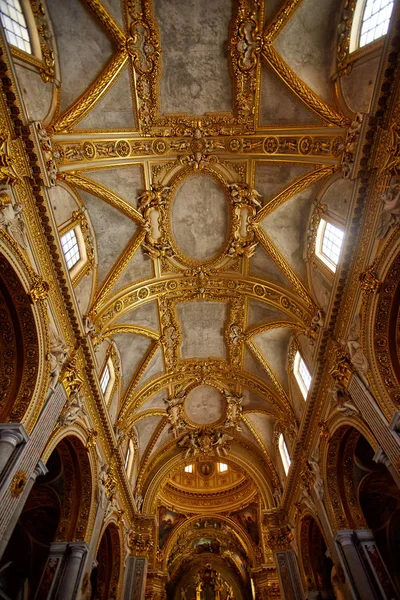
[[171, 175, 229, 262], [178, 301, 227, 359], [185, 385, 225, 425], [154, 0, 233, 115]]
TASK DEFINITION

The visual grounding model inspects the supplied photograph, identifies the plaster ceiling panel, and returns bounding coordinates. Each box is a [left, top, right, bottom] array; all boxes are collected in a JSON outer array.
[[113, 333, 153, 395], [254, 163, 312, 204], [75, 272, 93, 317], [243, 348, 273, 387], [136, 390, 167, 415], [116, 301, 160, 333], [83, 165, 143, 208], [49, 184, 79, 227], [80, 191, 137, 287], [252, 328, 293, 391], [135, 415, 164, 461], [154, 0, 232, 115], [259, 64, 320, 126], [111, 249, 154, 294], [75, 67, 136, 130], [242, 388, 275, 412], [274, 0, 337, 105], [249, 244, 293, 288], [14, 64, 53, 123], [246, 299, 288, 330], [178, 301, 228, 359], [247, 413, 275, 450], [260, 183, 320, 280], [150, 423, 174, 458], [237, 421, 257, 446], [135, 346, 165, 390], [320, 176, 354, 220], [185, 385, 225, 426], [265, 0, 287, 24], [171, 175, 230, 262], [47, 0, 114, 112]]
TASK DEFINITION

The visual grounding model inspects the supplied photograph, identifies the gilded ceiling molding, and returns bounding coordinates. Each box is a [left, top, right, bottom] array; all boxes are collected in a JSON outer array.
[[53, 132, 344, 169], [51, 50, 128, 132], [254, 165, 337, 223], [82, 0, 126, 47], [225, 297, 246, 370], [263, 0, 303, 43], [90, 228, 146, 315], [336, 0, 357, 77], [95, 274, 313, 332], [62, 172, 144, 223], [254, 226, 317, 310], [129, 409, 167, 426], [118, 361, 287, 429], [102, 324, 159, 342], [246, 340, 292, 414], [246, 319, 308, 339], [242, 415, 280, 487], [261, 45, 347, 127]]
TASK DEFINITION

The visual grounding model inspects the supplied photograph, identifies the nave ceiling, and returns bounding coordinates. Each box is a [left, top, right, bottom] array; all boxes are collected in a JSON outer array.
[[9, 0, 376, 577], [29, 0, 355, 504]]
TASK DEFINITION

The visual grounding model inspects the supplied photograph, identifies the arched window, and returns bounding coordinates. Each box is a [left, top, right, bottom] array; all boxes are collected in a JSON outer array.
[[351, 0, 394, 51], [294, 351, 312, 400], [279, 433, 291, 475], [315, 218, 344, 273], [0, 0, 32, 54]]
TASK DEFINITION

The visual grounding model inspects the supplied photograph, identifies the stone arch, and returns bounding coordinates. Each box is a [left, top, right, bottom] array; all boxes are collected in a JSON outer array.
[[142, 443, 274, 513], [92, 522, 122, 600], [0, 241, 48, 429], [42, 424, 98, 541], [298, 512, 334, 596], [162, 513, 256, 571], [322, 424, 369, 531]]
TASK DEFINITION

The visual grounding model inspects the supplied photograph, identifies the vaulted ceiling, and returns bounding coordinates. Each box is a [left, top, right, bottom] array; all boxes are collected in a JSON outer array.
[[43, 0, 348, 513]]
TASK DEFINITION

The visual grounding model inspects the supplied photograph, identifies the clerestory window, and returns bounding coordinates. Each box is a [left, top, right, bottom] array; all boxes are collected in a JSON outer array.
[[279, 434, 291, 475], [0, 0, 32, 54], [359, 0, 394, 48], [100, 364, 111, 395], [316, 219, 344, 273], [60, 228, 81, 270], [294, 351, 312, 400]]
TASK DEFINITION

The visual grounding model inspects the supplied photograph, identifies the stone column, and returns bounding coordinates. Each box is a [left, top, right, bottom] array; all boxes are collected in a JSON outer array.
[[0, 423, 29, 476], [122, 556, 148, 600], [347, 375, 400, 477], [0, 383, 67, 559], [0, 459, 47, 558], [335, 530, 397, 600], [35, 541, 89, 600]]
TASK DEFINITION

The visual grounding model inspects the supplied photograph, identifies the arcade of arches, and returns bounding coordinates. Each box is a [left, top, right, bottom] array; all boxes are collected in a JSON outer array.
[[0, 0, 399, 599]]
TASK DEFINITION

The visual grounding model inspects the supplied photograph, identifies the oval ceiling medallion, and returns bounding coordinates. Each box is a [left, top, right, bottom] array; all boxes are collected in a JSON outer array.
[[184, 385, 225, 426], [170, 174, 230, 263]]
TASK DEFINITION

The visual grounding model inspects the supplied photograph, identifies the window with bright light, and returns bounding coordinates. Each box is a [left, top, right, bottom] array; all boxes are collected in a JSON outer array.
[[60, 228, 81, 270], [100, 364, 110, 395], [0, 0, 32, 54], [218, 463, 228, 473], [359, 0, 393, 48], [316, 219, 344, 273], [184, 464, 193, 473], [294, 351, 311, 400], [125, 446, 131, 470], [279, 434, 291, 476]]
